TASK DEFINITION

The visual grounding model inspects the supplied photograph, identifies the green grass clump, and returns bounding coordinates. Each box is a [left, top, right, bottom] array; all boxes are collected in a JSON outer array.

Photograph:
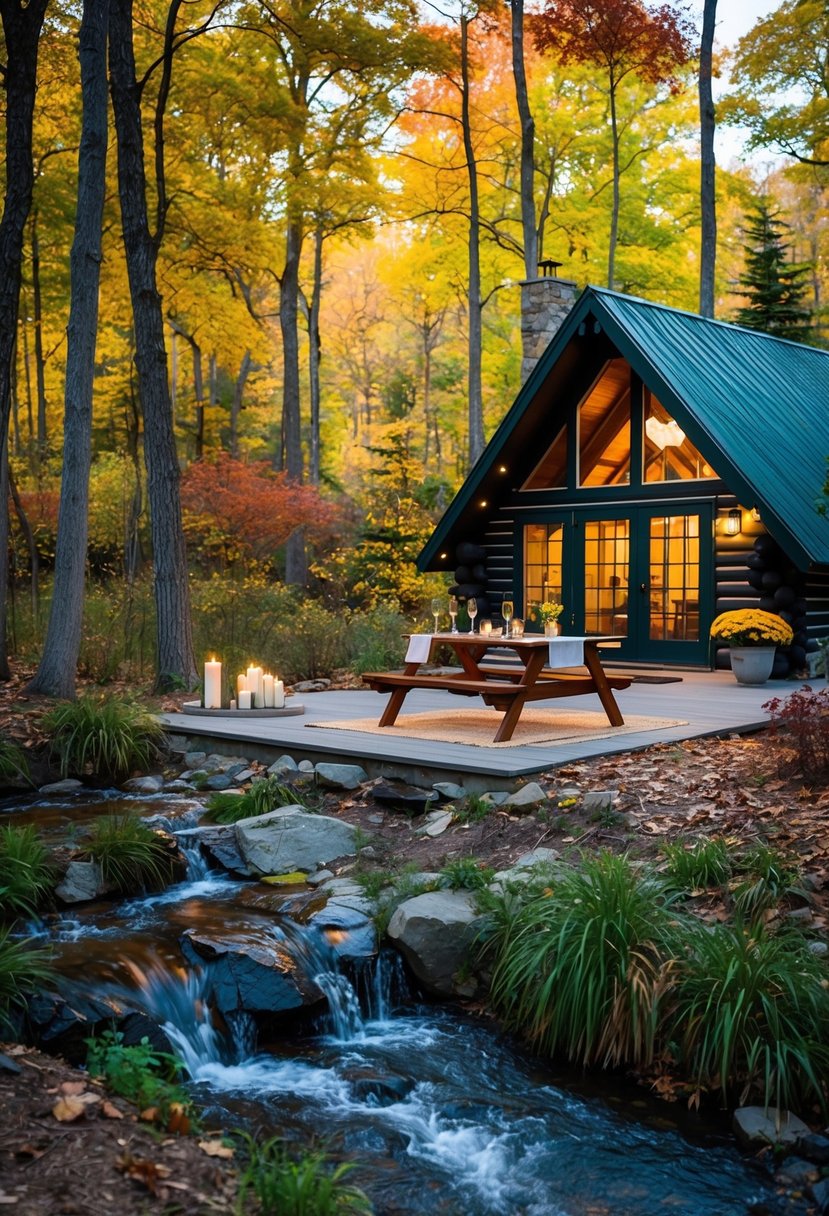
[[671, 921, 829, 1112], [731, 842, 806, 918], [206, 778, 311, 825], [235, 1135, 373, 1215], [0, 825, 55, 921], [439, 857, 494, 891], [453, 794, 493, 824], [661, 837, 734, 892], [0, 737, 30, 786], [0, 927, 53, 1028], [85, 1030, 195, 1130], [82, 812, 173, 894], [42, 696, 165, 780], [485, 852, 680, 1069]]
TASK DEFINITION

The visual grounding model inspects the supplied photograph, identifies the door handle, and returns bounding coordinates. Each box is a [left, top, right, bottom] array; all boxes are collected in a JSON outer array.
[[639, 582, 648, 593]]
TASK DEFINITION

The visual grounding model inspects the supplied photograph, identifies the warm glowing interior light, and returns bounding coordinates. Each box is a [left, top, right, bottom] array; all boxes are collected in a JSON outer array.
[[498, 465, 507, 473], [440, 552, 448, 559], [480, 500, 488, 508], [645, 416, 686, 451], [750, 505, 761, 522]]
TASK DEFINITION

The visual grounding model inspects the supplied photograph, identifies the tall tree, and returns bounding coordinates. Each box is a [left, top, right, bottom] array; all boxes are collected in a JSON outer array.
[[108, 0, 198, 690], [733, 198, 812, 341], [511, 0, 537, 290], [533, 0, 692, 290], [0, 0, 50, 680], [460, 6, 485, 465], [27, 0, 108, 698], [698, 0, 716, 317]]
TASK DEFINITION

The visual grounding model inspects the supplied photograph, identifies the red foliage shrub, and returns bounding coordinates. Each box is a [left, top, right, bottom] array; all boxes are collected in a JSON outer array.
[[763, 685, 829, 776]]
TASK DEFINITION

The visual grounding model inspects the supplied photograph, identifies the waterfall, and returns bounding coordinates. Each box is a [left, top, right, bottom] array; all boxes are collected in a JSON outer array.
[[173, 829, 210, 882], [118, 959, 227, 1073]]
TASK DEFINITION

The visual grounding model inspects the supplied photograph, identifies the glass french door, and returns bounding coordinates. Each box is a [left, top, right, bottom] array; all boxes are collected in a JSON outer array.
[[522, 505, 711, 663]]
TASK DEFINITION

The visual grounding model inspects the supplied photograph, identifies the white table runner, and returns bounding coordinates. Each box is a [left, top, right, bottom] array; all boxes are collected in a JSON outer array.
[[547, 636, 589, 668]]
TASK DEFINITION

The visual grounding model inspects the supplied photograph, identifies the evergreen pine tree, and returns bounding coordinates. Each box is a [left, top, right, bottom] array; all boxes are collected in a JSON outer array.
[[734, 198, 812, 341]]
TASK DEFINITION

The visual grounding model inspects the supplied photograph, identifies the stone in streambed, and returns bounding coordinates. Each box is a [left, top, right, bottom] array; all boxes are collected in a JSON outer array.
[[54, 859, 109, 904], [122, 775, 164, 793], [235, 807, 360, 874], [182, 930, 323, 1015], [206, 773, 233, 791], [733, 1107, 810, 1149], [387, 890, 483, 997], [192, 824, 253, 877], [39, 778, 84, 795]]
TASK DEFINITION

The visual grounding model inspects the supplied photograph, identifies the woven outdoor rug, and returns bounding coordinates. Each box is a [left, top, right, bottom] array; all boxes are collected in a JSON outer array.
[[306, 709, 688, 749]]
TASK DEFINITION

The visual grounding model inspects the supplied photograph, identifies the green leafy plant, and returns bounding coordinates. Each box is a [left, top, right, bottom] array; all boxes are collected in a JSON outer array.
[[453, 794, 493, 824], [82, 812, 173, 894], [0, 737, 31, 786], [0, 825, 55, 921], [206, 779, 311, 825], [42, 696, 165, 779], [0, 928, 53, 1027], [85, 1030, 195, 1130], [439, 857, 494, 891], [661, 837, 734, 892], [235, 1135, 373, 1216], [485, 852, 681, 1069], [730, 842, 806, 918], [672, 921, 829, 1111]]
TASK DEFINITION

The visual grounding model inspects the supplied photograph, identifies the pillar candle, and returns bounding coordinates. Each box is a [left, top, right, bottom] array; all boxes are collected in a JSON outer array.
[[238, 690, 252, 710], [262, 673, 275, 707], [255, 667, 264, 706], [274, 678, 285, 709], [204, 658, 222, 709], [230, 698, 237, 711], [237, 673, 247, 698]]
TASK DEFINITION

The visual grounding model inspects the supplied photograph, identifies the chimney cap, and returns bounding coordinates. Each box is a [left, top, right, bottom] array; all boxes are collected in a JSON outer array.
[[538, 258, 562, 277]]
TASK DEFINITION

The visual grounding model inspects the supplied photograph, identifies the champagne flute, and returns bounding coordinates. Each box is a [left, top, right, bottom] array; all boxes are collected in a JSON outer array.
[[467, 597, 478, 634], [431, 596, 442, 634], [449, 595, 459, 633], [502, 594, 514, 639]]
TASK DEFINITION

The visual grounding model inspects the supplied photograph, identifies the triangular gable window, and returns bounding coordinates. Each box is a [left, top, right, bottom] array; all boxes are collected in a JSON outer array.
[[578, 358, 630, 486], [643, 389, 718, 482], [522, 423, 567, 489]]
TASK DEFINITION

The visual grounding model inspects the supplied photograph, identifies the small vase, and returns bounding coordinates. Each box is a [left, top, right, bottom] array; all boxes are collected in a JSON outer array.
[[544, 621, 561, 638], [729, 646, 776, 686]]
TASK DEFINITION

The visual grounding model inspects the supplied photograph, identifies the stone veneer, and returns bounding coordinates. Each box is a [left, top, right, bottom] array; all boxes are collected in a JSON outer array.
[[520, 275, 579, 384]]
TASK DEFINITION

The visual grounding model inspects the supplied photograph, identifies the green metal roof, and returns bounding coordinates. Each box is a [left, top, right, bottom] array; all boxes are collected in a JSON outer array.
[[419, 286, 829, 571]]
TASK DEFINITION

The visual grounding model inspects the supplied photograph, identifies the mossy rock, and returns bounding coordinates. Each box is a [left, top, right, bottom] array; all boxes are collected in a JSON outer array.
[[261, 871, 308, 886]]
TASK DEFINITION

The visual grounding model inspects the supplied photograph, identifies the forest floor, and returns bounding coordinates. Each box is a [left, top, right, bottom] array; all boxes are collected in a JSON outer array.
[[1, 669, 828, 1213]]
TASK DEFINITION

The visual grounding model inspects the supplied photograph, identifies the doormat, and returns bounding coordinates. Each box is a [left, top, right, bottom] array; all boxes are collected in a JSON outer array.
[[631, 675, 683, 684]]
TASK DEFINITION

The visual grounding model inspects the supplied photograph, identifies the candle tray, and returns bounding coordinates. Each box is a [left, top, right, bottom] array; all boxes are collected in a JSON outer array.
[[181, 701, 305, 718]]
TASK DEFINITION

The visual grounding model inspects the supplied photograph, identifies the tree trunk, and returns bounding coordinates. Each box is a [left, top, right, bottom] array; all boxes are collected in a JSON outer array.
[[0, 0, 48, 679], [280, 214, 307, 584], [699, 0, 717, 318], [608, 74, 620, 291], [27, 0, 108, 698], [31, 209, 48, 463], [191, 336, 204, 460], [461, 12, 484, 468], [230, 349, 251, 459], [511, 0, 537, 281], [307, 225, 323, 487], [8, 467, 38, 621], [109, 0, 197, 691]]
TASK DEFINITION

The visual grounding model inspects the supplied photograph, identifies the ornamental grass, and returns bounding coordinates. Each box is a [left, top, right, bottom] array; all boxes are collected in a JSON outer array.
[[42, 696, 165, 780], [709, 608, 793, 647]]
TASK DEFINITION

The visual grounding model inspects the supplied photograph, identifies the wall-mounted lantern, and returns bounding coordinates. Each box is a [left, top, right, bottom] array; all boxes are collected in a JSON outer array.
[[724, 508, 741, 536]]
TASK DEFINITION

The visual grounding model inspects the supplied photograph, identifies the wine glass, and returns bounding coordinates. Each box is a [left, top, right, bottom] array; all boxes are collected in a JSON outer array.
[[502, 594, 514, 639], [449, 595, 459, 633], [431, 596, 442, 634], [467, 597, 478, 634]]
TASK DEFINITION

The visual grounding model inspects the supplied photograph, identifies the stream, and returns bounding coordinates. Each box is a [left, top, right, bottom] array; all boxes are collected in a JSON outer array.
[[12, 790, 798, 1215]]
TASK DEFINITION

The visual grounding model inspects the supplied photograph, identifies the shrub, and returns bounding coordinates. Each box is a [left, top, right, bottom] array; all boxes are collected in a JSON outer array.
[[344, 603, 408, 675], [85, 1030, 195, 1131], [42, 696, 165, 780], [0, 928, 52, 1027], [763, 685, 829, 776], [485, 853, 681, 1069], [671, 921, 829, 1111], [0, 825, 55, 921], [438, 857, 494, 891], [82, 812, 173, 894], [0, 737, 30, 786], [235, 1135, 373, 1216], [661, 837, 734, 892]]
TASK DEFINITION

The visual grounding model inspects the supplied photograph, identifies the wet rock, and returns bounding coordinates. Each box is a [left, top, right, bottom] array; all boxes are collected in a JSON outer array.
[[179, 769, 208, 783], [182, 930, 322, 1016], [164, 779, 195, 793], [194, 825, 253, 877], [269, 755, 298, 776], [433, 782, 466, 801], [503, 782, 549, 811], [349, 1072, 413, 1106], [27, 989, 121, 1060], [122, 775, 164, 794], [54, 859, 109, 904], [235, 807, 360, 875], [774, 1157, 818, 1187], [315, 762, 368, 791], [387, 890, 483, 998], [184, 751, 207, 768], [39, 778, 84, 795], [309, 901, 377, 958], [582, 789, 619, 811], [811, 1179, 829, 1214], [733, 1107, 810, 1149], [372, 782, 439, 814], [205, 773, 233, 791], [796, 1132, 829, 1164]]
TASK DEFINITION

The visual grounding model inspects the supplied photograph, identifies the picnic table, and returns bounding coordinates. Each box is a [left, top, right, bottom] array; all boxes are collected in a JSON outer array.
[[362, 633, 630, 744]]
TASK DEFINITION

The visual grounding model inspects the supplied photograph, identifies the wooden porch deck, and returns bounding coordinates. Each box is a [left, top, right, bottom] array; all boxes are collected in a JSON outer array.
[[161, 669, 791, 790]]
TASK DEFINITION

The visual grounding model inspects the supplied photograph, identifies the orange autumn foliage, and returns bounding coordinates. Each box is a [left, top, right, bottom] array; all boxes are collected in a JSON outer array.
[[180, 455, 341, 565]]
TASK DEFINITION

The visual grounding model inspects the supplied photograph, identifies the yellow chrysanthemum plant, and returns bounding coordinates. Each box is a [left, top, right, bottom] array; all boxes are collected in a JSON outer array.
[[709, 609, 793, 648], [536, 600, 564, 624]]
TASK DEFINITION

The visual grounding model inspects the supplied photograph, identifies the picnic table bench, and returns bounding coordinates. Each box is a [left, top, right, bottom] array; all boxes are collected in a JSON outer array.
[[362, 633, 629, 744]]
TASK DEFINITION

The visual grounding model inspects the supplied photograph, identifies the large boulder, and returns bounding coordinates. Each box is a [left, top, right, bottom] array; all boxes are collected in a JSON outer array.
[[386, 890, 483, 997], [181, 930, 323, 1016], [235, 807, 360, 875], [54, 860, 109, 904]]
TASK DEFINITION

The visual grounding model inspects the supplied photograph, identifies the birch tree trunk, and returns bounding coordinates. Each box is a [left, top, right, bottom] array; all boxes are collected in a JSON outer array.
[[109, 0, 197, 690], [28, 0, 108, 697]]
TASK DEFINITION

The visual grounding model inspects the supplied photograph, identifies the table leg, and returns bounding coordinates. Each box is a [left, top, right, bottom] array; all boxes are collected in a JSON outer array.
[[582, 643, 625, 727], [378, 662, 419, 727], [491, 648, 548, 743]]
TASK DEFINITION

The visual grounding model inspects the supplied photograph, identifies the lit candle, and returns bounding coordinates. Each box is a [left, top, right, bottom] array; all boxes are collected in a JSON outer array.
[[230, 698, 237, 711], [255, 666, 264, 706], [263, 673, 275, 707], [238, 690, 252, 710], [204, 657, 222, 709], [237, 673, 247, 698], [479, 619, 492, 636], [274, 678, 284, 709]]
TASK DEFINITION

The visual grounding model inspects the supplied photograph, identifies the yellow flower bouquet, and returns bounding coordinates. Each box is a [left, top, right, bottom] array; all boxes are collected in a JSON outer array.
[[537, 600, 564, 624], [709, 609, 793, 648]]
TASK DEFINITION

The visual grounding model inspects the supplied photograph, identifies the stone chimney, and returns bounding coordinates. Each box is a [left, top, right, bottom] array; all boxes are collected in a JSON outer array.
[[520, 261, 579, 384]]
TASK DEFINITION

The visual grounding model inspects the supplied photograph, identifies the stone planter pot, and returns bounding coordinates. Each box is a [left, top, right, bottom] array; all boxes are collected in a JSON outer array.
[[544, 621, 561, 637], [729, 646, 776, 686]]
